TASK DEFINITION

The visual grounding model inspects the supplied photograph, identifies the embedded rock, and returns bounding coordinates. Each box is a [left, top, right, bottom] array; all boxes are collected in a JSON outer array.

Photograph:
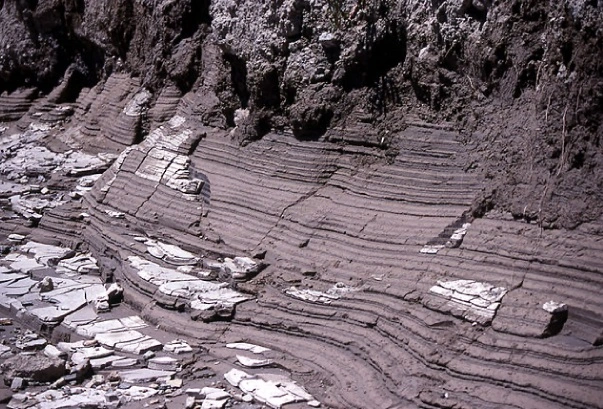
[[38, 277, 54, 293], [219, 257, 261, 281], [127, 256, 252, 314], [493, 290, 569, 338], [285, 283, 357, 305], [141, 238, 199, 266], [423, 280, 508, 325]]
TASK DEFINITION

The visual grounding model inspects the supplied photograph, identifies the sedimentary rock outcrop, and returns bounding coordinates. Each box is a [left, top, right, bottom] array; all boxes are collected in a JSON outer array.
[[0, 1, 602, 409]]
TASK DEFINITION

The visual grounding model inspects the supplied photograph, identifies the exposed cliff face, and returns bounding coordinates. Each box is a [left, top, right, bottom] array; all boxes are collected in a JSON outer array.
[[0, 0, 210, 94], [2, 0, 601, 227], [1, 2, 603, 409]]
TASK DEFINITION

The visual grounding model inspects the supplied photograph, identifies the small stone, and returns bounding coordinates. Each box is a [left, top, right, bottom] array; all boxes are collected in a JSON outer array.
[[143, 351, 156, 360], [543, 301, 568, 314], [38, 277, 54, 293], [105, 283, 124, 304], [163, 339, 193, 354], [93, 298, 110, 313], [120, 368, 175, 383], [185, 388, 202, 397], [70, 359, 92, 382], [148, 356, 179, 371], [50, 376, 66, 389], [201, 399, 227, 409], [201, 387, 229, 400], [44, 345, 67, 359], [16, 337, 47, 351], [85, 374, 105, 388], [226, 342, 270, 354], [236, 355, 273, 368], [105, 210, 125, 219], [319, 32, 337, 45], [111, 358, 138, 368], [0, 317, 13, 326], [11, 377, 25, 391], [8, 234, 25, 242], [165, 378, 183, 389], [185, 396, 196, 409]]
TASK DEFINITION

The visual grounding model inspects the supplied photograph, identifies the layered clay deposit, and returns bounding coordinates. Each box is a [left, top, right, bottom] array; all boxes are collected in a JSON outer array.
[[1, 1, 602, 408]]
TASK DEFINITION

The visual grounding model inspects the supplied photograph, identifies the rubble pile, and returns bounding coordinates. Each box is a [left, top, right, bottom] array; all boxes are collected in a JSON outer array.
[[0, 124, 115, 225], [0, 240, 320, 409]]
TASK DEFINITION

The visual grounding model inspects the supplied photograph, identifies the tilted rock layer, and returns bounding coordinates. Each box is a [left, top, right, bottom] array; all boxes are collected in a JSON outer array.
[[1, 1, 603, 409]]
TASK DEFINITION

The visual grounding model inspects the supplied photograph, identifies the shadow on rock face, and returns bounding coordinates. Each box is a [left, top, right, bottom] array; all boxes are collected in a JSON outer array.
[[289, 84, 342, 141], [290, 102, 334, 141], [337, 18, 407, 91]]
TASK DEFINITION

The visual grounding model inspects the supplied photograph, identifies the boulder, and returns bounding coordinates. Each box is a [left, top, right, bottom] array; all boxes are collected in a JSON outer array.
[[2, 353, 66, 385]]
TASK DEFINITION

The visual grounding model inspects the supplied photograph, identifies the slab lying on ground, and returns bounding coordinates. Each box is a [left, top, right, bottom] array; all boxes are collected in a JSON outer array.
[[225, 368, 319, 409]]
